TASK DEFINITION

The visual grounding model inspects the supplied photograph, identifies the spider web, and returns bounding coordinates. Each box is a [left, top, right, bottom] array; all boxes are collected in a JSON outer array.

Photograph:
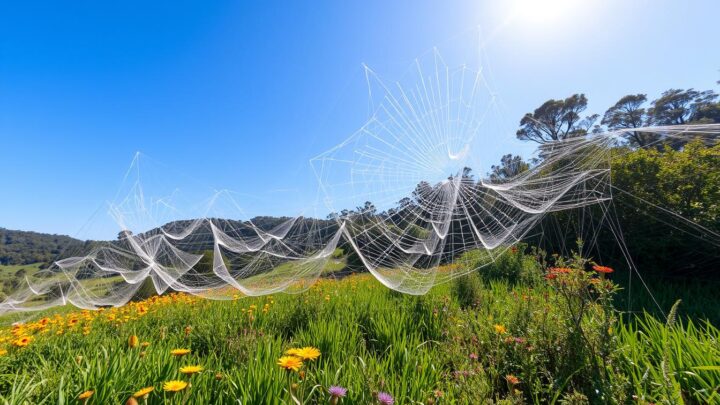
[[1, 49, 719, 314]]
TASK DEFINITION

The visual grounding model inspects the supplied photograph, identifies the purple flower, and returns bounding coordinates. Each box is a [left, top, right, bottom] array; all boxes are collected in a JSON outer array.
[[377, 392, 394, 405], [328, 385, 347, 398]]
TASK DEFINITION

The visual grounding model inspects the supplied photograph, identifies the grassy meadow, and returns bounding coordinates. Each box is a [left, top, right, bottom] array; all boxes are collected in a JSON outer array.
[[0, 249, 719, 404]]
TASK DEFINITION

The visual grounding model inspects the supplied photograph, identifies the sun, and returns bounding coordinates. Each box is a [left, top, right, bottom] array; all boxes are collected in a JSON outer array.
[[504, 0, 592, 30]]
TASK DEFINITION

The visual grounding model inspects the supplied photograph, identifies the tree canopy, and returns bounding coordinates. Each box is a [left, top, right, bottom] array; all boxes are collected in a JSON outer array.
[[516, 94, 599, 143]]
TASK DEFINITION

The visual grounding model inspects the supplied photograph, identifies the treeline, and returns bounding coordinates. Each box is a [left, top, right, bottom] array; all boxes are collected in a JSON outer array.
[[515, 87, 719, 146], [0, 228, 84, 266], [512, 85, 720, 280]]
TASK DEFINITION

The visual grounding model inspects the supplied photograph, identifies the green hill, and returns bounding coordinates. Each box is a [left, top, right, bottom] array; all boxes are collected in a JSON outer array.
[[0, 228, 84, 266]]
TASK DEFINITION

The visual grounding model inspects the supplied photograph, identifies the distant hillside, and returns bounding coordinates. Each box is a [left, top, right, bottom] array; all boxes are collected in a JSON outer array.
[[0, 228, 84, 265], [0, 216, 338, 267]]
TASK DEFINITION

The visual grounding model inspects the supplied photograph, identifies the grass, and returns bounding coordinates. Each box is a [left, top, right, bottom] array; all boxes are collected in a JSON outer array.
[[0, 250, 718, 404], [0, 263, 42, 285]]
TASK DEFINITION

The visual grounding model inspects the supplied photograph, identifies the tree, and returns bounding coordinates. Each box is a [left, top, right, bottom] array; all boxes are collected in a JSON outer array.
[[601, 94, 658, 147], [118, 230, 133, 240], [489, 154, 529, 180], [516, 94, 598, 144], [356, 201, 377, 216], [648, 88, 718, 125], [412, 181, 434, 204]]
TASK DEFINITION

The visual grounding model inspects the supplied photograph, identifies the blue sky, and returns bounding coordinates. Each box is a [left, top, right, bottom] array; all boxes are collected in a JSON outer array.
[[1, 0, 719, 239]]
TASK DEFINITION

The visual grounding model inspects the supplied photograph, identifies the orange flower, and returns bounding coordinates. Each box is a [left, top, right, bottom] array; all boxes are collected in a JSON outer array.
[[505, 374, 520, 385], [13, 336, 32, 347], [128, 334, 139, 348], [78, 390, 94, 400], [549, 267, 572, 274], [593, 265, 614, 274]]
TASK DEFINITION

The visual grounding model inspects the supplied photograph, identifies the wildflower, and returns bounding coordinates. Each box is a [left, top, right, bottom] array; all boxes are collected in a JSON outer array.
[[328, 385, 347, 398], [493, 324, 507, 334], [277, 356, 303, 372], [549, 267, 572, 274], [78, 390, 94, 401], [545, 273, 557, 280], [469, 352, 478, 361], [128, 334, 139, 348], [133, 386, 154, 399], [377, 391, 394, 405], [68, 318, 79, 326], [125, 397, 139, 405], [285, 348, 301, 356], [329, 385, 347, 404], [163, 380, 188, 392], [293, 346, 321, 361], [0, 349, 7, 356], [593, 265, 614, 274], [13, 336, 32, 347], [215, 372, 223, 380], [141, 341, 150, 347], [184, 326, 192, 337], [170, 348, 191, 357], [179, 365, 204, 375], [506, 374, 520, 385]]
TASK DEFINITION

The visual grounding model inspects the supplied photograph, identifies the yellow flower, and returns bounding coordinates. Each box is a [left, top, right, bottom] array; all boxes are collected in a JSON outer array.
[[179, 365, 204, 375], [294, 346, 321, 361], [163, 380, 188, 392], [277, 356, 303, 372], [285, 348, 301, 356], [13, 336, 32, 347], [170, 348, 191, 357], [78, 390, 94, 400], [0, 349, 7, 356], [494, 324, 507, 334], [128, 334, 139, 348], [141, 341, 150, 347], [133, 386, 154, 398]]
